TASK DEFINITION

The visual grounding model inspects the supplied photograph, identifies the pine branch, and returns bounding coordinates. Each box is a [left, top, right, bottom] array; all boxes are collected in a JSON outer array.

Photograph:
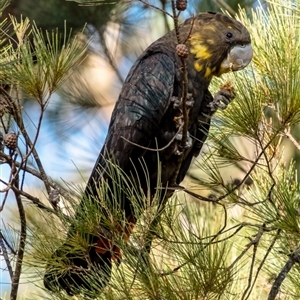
[[241, 225, 265, 300], [0, 88, 53, 200], [138, 0, 173, 18], [10, 161, 26, 300], [0, 145, 75, 205], [0, 231, 14, 279], [243, 229, 281, 300], [267, 245, 300, 300], [284, 129, 300, 152]]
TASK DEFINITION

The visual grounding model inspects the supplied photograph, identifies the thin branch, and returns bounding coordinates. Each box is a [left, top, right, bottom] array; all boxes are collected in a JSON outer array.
[[161, 201, 229, 279], [228, 224, 266, 271], [138, 0, 173, 18], [208, 125, 285, 203], [159, 261, 188, 277], [121, 124, 183, 152], [170, 186, 220, 203], [267, 245, 300, 300], [17, 108, 52, 195], [0, 229, 16, 254], [179, 62, 188, 147], [7, 183, 70, 220], [0, 188, 10, 210], [0, 152, 17, 210], [10, 170, 26, 300], [0, 231, 14, 279], [171, 0, 180, 42], [156, 221, 278, 248], [241, 225, 263, 300], [132, 1, 191, 266], [244, 229, 281, 300], [0, 88, 53, 200], [284, 129, 300, 152], [0, 151, 75, 203], [98, 31, 124, 85], [160, 0, 171, 32]]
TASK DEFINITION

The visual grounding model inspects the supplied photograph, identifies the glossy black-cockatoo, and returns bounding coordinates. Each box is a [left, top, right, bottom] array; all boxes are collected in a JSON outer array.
[[44, 12, 252, 295]]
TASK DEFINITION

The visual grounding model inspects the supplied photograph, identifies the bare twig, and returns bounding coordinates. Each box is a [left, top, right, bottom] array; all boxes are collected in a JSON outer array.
[[0, 88, 53, 201], [154, 222, 264, 246], [17, 109, 52, 195], [160, 0, 171, 31], [4, 182, 70, 220], [284, 129, 300, 152], [138, 0, 173, 18], [228, 224, 266, 271], [244, 229, 281, 300], [213, 125, 284, 202], [241, 225, 265, 300], [0, 152, 17, 211], [121, 124, 183, 152], [159, 203, 228, 278], [10, 168, 26, 300], [0, 231, 14, 279], [0, 229, 16, 254], [98, 31, 124, 85], [159, 261, 188, 277], [0, 151, 75, 204], [0, 188, 10, 211], [267, 245, 300, 300], [169, 186, 220, 203]]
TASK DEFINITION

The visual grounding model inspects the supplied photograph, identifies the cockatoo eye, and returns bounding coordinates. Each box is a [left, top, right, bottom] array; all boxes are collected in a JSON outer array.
[[226, 32, 233, 39]]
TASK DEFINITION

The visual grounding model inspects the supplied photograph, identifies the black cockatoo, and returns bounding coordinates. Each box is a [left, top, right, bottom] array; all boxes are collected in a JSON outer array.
[[44, 12, 252, 295]]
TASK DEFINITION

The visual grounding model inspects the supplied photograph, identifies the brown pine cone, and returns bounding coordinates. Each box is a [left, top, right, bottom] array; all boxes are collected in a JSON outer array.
[[176, 0, 187, 11], [4, 133, 18, 150], [176, 44, 189, 58]]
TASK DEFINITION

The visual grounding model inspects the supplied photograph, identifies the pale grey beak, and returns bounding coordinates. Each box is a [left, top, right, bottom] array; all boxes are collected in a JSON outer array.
[[221, 43, 253, 72]]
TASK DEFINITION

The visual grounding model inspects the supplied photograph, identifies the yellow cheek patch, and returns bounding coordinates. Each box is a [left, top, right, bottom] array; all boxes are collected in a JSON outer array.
[[197, 47, 211, 60], [193, 62, 215, 78], [206, 39, 215, 45], [189, 34, 216, 76], [190, 44, 212, 60], [194, 61, 203, 72], [205, 67, 212, 78]]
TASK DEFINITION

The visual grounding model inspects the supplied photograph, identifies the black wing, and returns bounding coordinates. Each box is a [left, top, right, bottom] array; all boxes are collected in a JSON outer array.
[[86, 53, 176, 190]]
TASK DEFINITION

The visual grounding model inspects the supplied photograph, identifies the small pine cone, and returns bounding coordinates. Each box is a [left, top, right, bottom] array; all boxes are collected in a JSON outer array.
[[176, 0, 187, 11], [4, 133, 18, 150], [176, 44, 189, 58]]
